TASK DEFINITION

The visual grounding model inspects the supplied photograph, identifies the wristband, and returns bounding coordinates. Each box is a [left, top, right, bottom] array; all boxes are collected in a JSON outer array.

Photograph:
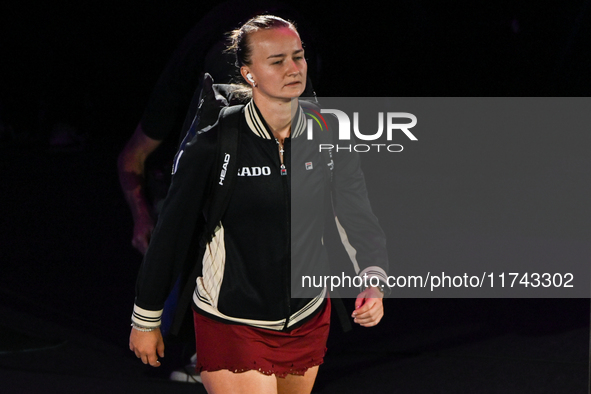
[[131, 322, 159, 332]]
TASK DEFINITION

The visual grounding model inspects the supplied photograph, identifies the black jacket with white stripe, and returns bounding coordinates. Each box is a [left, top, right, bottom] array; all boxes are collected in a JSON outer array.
[[132, 100, 388, 331]]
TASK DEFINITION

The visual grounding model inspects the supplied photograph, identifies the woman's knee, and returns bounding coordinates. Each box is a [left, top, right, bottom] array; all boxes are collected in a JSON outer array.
[[201, 369, 278, 394], [276, 366, 319, 394]]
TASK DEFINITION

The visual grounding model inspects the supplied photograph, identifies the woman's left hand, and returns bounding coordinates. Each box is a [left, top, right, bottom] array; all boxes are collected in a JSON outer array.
[[352, 286, 384, 327]]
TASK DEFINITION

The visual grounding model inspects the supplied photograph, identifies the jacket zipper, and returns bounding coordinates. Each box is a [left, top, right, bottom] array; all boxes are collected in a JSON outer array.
[[276, 138, 291, 330]]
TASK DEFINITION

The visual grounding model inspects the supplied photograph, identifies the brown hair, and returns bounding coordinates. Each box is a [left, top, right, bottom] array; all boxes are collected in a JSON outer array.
[[226, 14, 298, 67]]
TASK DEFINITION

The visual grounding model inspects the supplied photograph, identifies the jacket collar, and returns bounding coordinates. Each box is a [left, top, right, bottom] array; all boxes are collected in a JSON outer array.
[[244, 100, 306, 140]]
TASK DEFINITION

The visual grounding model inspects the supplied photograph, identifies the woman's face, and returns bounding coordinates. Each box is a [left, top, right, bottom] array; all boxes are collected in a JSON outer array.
[[242, 27, 307, 101]]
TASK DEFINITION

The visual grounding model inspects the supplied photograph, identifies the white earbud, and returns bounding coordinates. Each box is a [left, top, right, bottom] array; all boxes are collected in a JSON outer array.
[[246, 73, 255, 83]]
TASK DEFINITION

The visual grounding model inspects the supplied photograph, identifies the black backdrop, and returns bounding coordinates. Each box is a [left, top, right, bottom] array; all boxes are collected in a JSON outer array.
[[1, 0, 590, 144], [1, 0, 589, 355]]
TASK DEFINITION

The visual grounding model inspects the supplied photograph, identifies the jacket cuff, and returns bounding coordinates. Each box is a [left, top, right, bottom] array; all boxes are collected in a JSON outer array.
[[131, 304, 163, 328], [358, 266, 390, 295]]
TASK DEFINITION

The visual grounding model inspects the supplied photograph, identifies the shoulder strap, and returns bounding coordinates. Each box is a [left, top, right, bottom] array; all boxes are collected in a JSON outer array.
[[202, 104, 243, 242], [169, 104, 243, 337]]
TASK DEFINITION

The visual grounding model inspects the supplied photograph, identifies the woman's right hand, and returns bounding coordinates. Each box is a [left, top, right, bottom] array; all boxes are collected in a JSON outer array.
[[129, 327, 165, 367]]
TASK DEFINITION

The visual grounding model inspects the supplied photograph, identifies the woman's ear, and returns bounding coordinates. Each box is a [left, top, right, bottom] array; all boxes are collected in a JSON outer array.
[[241, 67, 257, 87], [240, 66, 251, 84]]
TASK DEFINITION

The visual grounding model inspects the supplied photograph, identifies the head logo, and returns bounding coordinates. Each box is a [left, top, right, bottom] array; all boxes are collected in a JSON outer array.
[[218, 153, 231, 185]]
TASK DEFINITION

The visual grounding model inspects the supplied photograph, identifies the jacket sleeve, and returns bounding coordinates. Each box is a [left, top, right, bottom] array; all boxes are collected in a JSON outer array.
[[331, 146, 389, 290], [131, 126, 217, 328]]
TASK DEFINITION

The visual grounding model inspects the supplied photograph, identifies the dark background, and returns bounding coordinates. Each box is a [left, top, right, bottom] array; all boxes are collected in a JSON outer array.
[[1, 0, 590, 392], [2, 0, 590, 142]]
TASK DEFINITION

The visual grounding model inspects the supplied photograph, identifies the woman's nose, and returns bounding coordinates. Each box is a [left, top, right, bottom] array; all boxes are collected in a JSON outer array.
[[286, 60, 299, 75]]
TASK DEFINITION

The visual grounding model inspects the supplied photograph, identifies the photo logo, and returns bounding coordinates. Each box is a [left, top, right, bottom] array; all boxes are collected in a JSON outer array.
[[303, 109, 329, 131], [305, 109, 417, 153]]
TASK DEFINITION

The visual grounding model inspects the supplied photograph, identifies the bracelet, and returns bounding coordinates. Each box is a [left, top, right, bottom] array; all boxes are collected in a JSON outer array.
[[131, 322, 159, 332]]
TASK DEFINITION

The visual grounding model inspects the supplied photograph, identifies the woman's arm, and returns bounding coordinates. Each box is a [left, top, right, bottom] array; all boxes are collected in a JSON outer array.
[[330, 144, 389, 326], [129, 125, 217, 363], [332, 147, 389, 286]]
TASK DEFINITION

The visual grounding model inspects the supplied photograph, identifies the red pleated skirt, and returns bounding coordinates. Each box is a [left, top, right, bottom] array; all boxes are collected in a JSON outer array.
[[193, 298, 331, 378]]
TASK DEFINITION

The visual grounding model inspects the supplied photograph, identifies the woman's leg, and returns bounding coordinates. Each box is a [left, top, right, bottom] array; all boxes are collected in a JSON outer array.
[[201, 369, 278, 394], [276, 366, 319, 394]]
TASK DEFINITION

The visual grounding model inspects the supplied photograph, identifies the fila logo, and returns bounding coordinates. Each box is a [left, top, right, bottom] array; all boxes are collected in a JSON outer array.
[[237, 166, 271, 176], [305, 162, 313, 170]]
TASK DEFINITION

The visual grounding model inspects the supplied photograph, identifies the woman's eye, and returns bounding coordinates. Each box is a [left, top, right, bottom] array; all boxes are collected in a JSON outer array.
[[273, 60, 282, 65]]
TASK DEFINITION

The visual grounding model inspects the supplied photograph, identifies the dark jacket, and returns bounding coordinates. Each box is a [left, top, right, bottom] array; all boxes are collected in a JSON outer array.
[[132, 100, 388, 331]]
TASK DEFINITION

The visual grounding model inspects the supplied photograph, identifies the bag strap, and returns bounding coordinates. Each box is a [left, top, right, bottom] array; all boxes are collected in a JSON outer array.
[[170, 105, 243, 336], [202, 105, 243, 242]]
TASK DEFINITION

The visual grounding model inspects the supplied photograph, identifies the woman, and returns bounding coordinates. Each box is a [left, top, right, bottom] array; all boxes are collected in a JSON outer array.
[[129, 15, 388, 394]]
